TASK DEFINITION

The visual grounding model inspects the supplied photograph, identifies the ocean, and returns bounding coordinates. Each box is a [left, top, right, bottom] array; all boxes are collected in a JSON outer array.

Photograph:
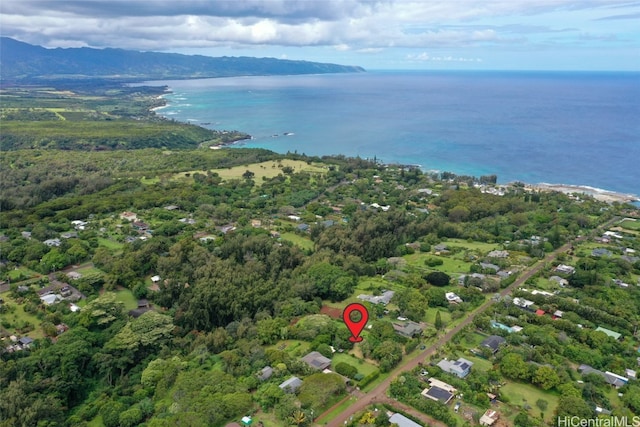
[[148, 70, 640, 197]]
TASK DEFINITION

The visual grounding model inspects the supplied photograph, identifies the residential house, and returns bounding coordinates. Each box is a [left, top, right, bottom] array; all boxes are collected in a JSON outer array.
[[595, 327, 621, 340], [151, 275, 161, 283], [67, 272, 82, 280], [578, 365, 629, 388], [40, 294, 62, 305], [279, 376, 303, 393], [553, 310, 564, 319], [458, 273, 486, 286], [132, 221, 149, 231], [480, 262, 500, 273], [555, 264, 575, 275], [393, 321, 423, 338], [480, 335, 506, 353], [21, 231, 32, 239], [592, 248, 612, 257], [487, 250, 509, 258], [296, 223, 310, 232], [434, 244, 449, 253], [388, 413, 423, 427], [513, 297, 534, 309], [445, 292, 463, 304], [44, 238, 61, 247], [421, 378, 456, 404], [357, 290, 395, 305], [71, 220, 88, 230], [257, 366, 273, 381], [549, 276, 569, 286], [301, 351, 332, 371], [128, 300, 152, 318], [69, 303, 81, 312], [60, 231, 78, 239], [120, 211, 138, 221], [19, 337, 34, 349], [479, 410, 500, 426], [437, 357, 474, 378]]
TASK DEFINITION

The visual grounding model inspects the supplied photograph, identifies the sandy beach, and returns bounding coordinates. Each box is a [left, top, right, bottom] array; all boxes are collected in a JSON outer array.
[[525, 183, 639, 204]]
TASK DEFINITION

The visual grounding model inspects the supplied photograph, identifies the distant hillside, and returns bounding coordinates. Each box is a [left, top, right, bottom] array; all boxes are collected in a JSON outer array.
[[0, 37, 365, 81]]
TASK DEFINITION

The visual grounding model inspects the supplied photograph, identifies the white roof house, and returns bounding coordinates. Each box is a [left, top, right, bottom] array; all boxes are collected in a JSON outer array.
[[40, 294, 62, 305]]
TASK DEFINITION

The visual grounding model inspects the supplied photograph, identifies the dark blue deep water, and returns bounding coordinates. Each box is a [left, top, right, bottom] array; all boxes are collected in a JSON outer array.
[[150, 71, 640, 196]]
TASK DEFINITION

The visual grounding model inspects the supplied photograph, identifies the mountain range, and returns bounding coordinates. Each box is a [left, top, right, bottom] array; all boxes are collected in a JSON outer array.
[[0, 37, 365, 81]]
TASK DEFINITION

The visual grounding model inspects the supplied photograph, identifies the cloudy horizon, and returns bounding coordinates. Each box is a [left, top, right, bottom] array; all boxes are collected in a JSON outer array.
[[1, 0, 639, 71]]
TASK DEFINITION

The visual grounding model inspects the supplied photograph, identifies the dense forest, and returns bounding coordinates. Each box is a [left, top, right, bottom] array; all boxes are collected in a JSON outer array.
[[1, 84, 639, 427]]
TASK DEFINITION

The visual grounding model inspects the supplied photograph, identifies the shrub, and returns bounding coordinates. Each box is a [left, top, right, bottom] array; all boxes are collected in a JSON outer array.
[[334, 362, 358, 379]]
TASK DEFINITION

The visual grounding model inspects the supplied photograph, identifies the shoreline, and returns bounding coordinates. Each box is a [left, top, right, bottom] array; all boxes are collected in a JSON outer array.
[[149, 89, 639, 207], [524, 182, 639, 204]]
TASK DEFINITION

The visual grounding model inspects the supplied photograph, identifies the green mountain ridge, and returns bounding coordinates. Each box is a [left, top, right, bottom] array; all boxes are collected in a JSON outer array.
[[0, 37, 365, 81]]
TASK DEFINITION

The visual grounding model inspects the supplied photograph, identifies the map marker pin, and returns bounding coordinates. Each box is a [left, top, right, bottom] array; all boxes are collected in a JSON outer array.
[[343, 302, 369, 343]]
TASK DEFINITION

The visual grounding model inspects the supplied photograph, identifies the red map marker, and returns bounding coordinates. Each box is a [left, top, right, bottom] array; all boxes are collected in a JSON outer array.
[[343, 302, 369, 342]]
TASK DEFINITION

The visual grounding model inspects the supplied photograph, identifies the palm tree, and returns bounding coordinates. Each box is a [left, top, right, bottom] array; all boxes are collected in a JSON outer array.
[[289, 410, 306, 426]]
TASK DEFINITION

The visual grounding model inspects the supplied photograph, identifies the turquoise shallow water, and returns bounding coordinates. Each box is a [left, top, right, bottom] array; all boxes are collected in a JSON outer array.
[[147, 70, 640, 196]]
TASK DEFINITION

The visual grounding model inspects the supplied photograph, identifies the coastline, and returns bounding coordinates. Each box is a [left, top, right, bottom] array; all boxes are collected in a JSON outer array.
[[149, 86, 639, 206], [524, 183, 639, 204]]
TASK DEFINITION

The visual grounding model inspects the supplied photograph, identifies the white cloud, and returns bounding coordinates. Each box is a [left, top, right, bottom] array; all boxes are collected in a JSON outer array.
[[406, 52, 482, 62], [0, 0, 637, 69]]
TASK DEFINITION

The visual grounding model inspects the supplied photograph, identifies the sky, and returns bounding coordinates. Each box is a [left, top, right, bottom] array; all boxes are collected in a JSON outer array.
[[1, 0, 639, 71]]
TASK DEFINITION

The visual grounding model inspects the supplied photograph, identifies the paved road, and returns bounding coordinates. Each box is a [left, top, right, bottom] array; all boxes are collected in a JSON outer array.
[[319, 240, 575, 427]]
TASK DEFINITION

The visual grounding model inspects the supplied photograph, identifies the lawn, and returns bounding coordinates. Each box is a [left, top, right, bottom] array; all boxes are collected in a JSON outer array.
[[75, 264, 105, 276], [619, 219, 640, 230], [404, 252, 472, 276], [1, 294, 45, 339], [7, 266, 40, 281], [97, 237, 124, 251], [461, 355, 494, 372], [115, 289, 138, 310], [280, 232, 314, 250], [267, 340, 310, 358], [174, 159, 328, 183], [425, 308, 452, 325], [445, 239, 502, 253], [331, 352, 378, 377], [500, 381, 559, 423]]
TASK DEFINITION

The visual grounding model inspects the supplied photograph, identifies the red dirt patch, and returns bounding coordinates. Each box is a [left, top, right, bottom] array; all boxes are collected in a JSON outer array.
[[320, 305, 342, 319]]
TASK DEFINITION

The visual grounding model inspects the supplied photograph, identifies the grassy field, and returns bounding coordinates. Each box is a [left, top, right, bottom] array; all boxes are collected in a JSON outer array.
[[7, 266, 40, 281], [115, 289, 138, 310], [280, 232, 314, 250], [97, 237, 124, 251], [75, 262, 104, 276], [331, 352, 378, 376], [462, 355, 494, 372], [425, 308, 452, 325], [267, 340, 311, 358], [500, 381, 559, 423], [1, 294, 45, 339], [619, 219, 640, 230], [445, 239, 502, 252], [404, 252, 472, 275], [174, 159, 327, 183]]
